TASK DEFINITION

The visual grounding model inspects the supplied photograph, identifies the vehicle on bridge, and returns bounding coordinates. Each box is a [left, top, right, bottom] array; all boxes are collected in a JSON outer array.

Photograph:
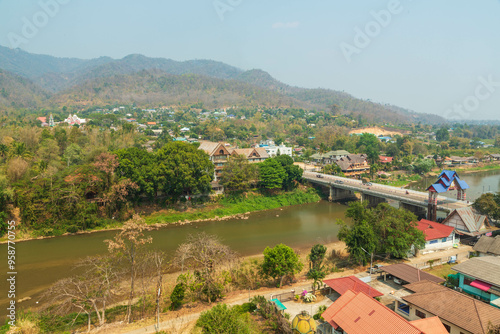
[[316, 174, 324, 178]]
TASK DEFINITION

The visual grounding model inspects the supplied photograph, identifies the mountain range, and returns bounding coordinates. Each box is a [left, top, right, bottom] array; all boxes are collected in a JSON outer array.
[[0, 45, 445, 124]]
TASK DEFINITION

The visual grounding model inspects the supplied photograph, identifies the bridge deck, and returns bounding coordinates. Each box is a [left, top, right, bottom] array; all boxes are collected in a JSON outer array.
[[303, 172, 470, 212]]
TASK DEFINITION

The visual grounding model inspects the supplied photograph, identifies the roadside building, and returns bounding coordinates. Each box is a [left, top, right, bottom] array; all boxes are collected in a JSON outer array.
[[396, 280, 500, 333], [334, 154, 370, 177], [451, 256, 500, 308], [442, 207, 493, 237], [319, 290, 447, 334], [473, 235, 500, 257], [415, 219, 457, 254], [380, 263, 445, 285]]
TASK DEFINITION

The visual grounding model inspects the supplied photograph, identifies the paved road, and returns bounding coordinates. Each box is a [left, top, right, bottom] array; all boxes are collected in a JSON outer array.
[[303, 171, 470, 212]]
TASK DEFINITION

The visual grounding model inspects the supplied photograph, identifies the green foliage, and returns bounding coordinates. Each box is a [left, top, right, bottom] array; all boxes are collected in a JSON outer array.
[[258, 158, 286, 189], [413, 158, 436, 174], [337, 202, 425, 262], [473, 192, 500, 220], [313, 305, 327, 321], [197, 304, 252, 334], [156, 142, 214, 200], [436, 127, 450, 142], [220, 154, 257, 192], [169, 282, 186, 310], [260, 243, 303, 287]]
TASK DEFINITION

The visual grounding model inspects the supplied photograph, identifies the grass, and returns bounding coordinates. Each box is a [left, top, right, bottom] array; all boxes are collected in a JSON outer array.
[[146, 188, 321, 225], [455, 163, 500, 172], [423, 263, 456, 279], [375, 174, 421, 187]]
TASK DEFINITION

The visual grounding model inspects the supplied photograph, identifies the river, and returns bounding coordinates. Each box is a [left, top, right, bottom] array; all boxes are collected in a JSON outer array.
[[0, 201, 348, 315], [410, 169, 500, 201]]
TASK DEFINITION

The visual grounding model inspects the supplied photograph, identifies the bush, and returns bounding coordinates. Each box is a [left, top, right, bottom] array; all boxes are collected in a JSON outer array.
[[197, 304, 251, 334], [303, 293, 316, 303], [169, 283, 185, 310]]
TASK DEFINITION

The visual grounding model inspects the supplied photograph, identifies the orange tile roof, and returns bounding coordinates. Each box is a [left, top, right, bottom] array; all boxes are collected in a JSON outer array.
[[416, 219, 454, 241], [324, 276, 383, 298], [410, 316, 449, 334], [321, 290, 422, 334]]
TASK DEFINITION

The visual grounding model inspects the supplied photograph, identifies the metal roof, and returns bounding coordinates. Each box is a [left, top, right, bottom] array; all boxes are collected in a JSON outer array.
[[381, 263, 445, 284], [451, 256, 500, 287], [324, 276, 383, 298]]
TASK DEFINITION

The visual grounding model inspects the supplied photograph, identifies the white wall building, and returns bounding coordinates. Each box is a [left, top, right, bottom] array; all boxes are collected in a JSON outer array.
[[264, 143, 293, 157]]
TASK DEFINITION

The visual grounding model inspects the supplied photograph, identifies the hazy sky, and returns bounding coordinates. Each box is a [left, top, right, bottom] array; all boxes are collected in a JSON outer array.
[[0, 0, 499, 120]]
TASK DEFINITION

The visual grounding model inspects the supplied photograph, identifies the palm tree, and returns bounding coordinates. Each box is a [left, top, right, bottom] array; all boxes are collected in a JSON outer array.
[[9, 142, 31, 159]]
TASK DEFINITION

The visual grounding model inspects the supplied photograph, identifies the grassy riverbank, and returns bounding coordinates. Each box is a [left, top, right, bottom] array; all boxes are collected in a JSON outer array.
[[146, 188, 321, 225]]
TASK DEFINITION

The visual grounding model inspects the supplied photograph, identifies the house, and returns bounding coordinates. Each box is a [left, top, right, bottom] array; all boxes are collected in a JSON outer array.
[[262, 143, 293, 157], [379, 155, 394, 164], [198, 141, 232, 182], [396, 280, 500, 334], [323, 276, 383, 298], [442, 207, 493, 237], [490, 154, 500, 161], [318, 290, 447, 334], [334, 154, 370, 177], [415, 219, 457, 254], [380, 263, 445, 285], [451, 256, 500, 308], [230, 148, 269, 163], [199, 141, 270, 182], [473, 235, 500, 256]]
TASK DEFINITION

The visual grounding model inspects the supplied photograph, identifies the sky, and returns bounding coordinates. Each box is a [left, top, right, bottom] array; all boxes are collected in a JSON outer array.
[[0, 0, 499, 121]]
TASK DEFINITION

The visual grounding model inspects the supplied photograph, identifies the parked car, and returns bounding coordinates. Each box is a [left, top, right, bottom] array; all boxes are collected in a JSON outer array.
[[366, 182, 373, 186], [393, 277, 403, 285], [335, 180, 343, 184]]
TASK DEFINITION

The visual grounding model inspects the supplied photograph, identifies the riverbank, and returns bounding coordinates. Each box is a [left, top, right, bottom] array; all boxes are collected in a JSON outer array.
[[1, 188, 322, 244], [145, 188, 321, 225]]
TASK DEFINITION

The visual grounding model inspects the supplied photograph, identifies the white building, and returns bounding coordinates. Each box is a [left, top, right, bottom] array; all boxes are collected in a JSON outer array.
[[264, 143, 293, 157], [64, 114, 87, 125]]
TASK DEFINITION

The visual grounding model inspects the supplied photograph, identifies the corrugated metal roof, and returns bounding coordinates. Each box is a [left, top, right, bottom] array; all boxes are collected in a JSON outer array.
[[324, 276, 383, 298], [474, 236, 500, 255], [321, 290, 422, 334]]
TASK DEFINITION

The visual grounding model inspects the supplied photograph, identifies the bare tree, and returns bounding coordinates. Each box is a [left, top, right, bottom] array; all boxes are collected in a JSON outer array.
[[174, 232, 236, 303], [43, 255, 119, 332], [105, 214, 152, 323]]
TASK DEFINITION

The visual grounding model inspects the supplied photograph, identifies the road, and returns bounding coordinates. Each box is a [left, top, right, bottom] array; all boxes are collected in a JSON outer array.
[[303, 171, 470, 212]]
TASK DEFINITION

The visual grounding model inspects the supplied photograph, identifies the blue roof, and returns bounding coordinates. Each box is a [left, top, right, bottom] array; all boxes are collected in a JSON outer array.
[[429, 183, 448, 193], [270, 298, 287, 311], [427, 170, 469, 193]]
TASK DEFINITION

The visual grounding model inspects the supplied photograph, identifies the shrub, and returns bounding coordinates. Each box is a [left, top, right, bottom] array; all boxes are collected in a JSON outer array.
[[303, 293, 316, 303], [197, 304, 251, 334], [169, 283, 185, 310]]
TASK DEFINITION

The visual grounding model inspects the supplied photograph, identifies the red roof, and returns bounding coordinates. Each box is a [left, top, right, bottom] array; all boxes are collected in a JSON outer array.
[[416, 219, 454, 241], [379, 155, 394, 163], [321, 290, 422, 334], [37, 116, 47, 123], [324, 276, 383, 298]]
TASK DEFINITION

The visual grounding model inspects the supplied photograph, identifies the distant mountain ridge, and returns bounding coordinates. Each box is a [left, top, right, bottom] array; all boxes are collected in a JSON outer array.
[[0, 45, 445, 124]]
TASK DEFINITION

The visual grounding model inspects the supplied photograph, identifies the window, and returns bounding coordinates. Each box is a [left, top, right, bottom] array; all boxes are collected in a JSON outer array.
[[443, 323, 451, 333], [442, 237, 447, 242], [397, 302, 410, 315], [415, 309, 426, 319], [464, 277, 474, 286]]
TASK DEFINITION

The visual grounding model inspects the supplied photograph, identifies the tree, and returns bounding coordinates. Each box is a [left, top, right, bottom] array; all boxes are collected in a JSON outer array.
[[93, 152, 119, 188], [63, 143, 82, 167], [258, 158, 286, 190], [38, 139, 60, 165], [6, 157, 28, 182], [337, 202, 425, 261], [307, 244, 327, 292], [495, 136, 500, 148], [488, 323, 500, 334], [174, 232, 236, 303], [260, 244, 303, 287], [169, 282, 186, 310], [413, 159, 435, 175], [219, 154, 257, 192], [43, 255, 119, 332], [436, 127, 450, 142], [338, 220, 377, 265], [473, 192, 500, 220], [156, 142, 214, 200], [274, 155, 303, 190], [105, 215, 152, 323]]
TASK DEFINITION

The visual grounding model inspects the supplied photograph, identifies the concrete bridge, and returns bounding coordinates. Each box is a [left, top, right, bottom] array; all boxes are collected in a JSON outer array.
[[303, 171, 470, 217]]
